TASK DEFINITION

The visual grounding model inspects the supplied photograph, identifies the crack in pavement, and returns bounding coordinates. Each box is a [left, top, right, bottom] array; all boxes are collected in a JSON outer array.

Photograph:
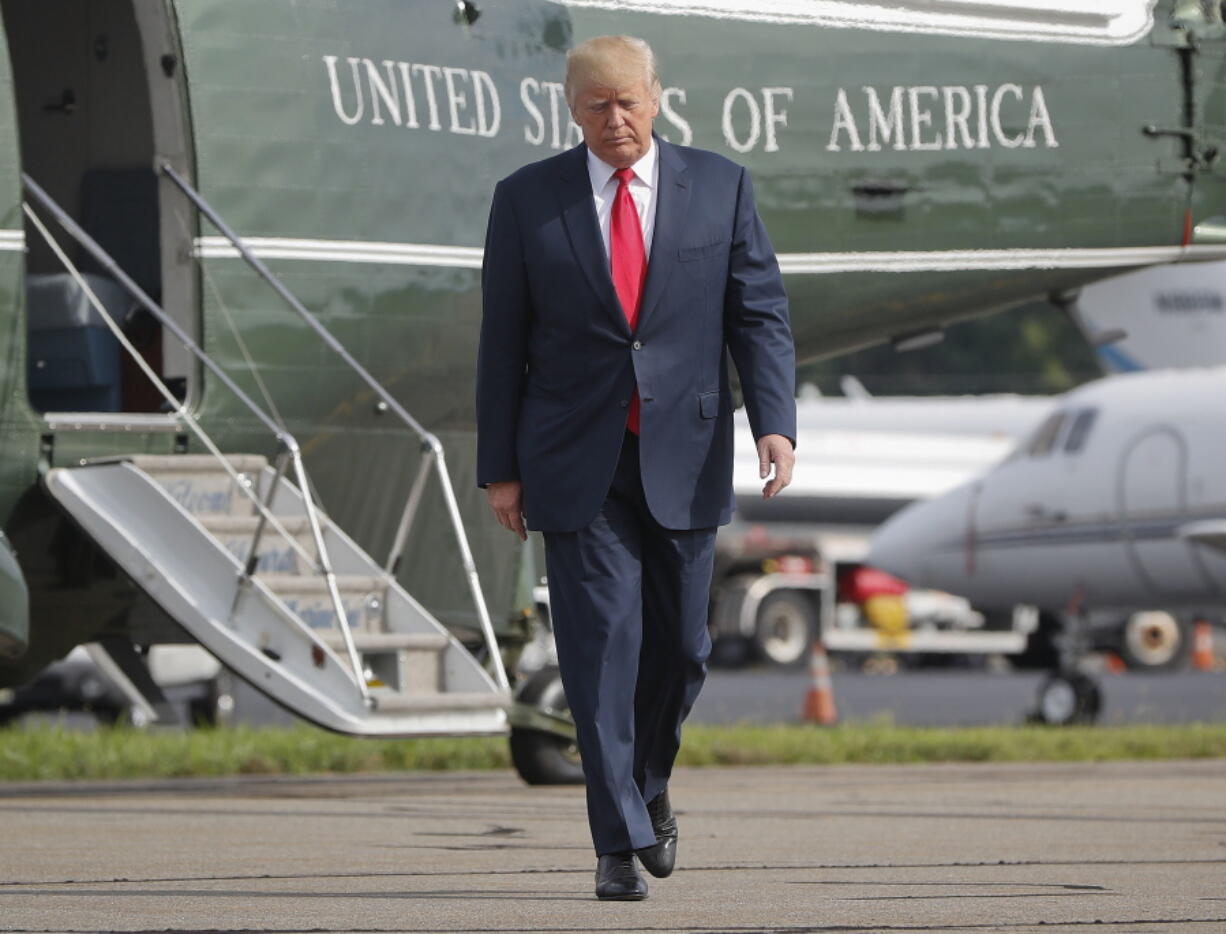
[[3, 917, 1226, 933], [787, 882, 1108, 890], [1, 856, 1222, 889], [836, 892, 1120, 901], [0, 804, 577, 822], [5, 802, 1223, 826]]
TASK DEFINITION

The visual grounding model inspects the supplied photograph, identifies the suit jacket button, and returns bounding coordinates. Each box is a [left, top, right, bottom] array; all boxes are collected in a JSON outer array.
[[619, 399, 629, 408], [632, 340, 642, 350]]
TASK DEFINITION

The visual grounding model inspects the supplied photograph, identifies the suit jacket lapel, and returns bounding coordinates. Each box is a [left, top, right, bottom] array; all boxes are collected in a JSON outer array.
[[637, 136, 690, 331], [556, 144, 629, 334]]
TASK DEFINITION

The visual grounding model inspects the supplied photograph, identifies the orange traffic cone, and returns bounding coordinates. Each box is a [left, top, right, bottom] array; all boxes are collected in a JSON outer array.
[[1192, 620, 1216, 672], [802, 640, 838, 725]]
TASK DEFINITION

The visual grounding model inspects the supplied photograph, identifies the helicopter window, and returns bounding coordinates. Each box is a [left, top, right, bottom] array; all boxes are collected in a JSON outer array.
[[1026, 412, 1066, 458], [1063, 408, 1098, 454]]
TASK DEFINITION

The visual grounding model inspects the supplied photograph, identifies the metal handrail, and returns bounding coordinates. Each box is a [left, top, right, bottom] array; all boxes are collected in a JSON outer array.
[[161, 162, 510, 693], [21, 176, 370, 705]]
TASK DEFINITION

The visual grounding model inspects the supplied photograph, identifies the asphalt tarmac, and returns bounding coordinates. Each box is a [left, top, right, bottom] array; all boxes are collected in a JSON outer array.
[[692, 668, 1226, 727], [216, 664, 1226, 733], [1, 759, 1223, 933]]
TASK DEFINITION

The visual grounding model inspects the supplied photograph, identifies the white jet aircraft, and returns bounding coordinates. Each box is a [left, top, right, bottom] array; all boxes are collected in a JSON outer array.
[[1072, 259, 1226, 373], [868, 365, 1226, 722], [734, 384, 1051, 528]]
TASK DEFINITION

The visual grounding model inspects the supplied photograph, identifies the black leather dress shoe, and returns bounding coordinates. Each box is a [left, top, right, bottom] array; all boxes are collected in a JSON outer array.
[[636, 788, 678, 878], [595, 852, 648, 900]]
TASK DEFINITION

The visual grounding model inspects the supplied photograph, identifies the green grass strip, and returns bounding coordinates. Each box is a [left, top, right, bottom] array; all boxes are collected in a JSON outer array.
[[679, 722, 1226, 766], [2, 722, 1225, 782]]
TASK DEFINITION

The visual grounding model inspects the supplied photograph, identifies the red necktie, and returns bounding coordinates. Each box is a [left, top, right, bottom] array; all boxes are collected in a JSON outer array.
[[610, 167, 646, 434]]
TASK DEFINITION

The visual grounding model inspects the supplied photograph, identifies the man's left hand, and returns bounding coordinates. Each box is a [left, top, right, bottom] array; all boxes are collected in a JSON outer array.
[[757, 434, 795, 499]]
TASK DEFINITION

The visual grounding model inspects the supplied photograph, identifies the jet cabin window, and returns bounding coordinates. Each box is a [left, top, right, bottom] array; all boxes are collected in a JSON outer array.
[[1063, 408, 1099, 454], [1017, 407, 1097, 460], [1025, 412, 1066, 458]]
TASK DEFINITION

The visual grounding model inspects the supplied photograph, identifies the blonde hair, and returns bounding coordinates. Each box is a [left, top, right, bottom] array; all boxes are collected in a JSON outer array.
[[565, 35, 662, 108]]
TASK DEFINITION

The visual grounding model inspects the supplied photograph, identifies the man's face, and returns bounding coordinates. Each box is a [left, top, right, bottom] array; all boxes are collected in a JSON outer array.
[[571, 78, 659, 168]]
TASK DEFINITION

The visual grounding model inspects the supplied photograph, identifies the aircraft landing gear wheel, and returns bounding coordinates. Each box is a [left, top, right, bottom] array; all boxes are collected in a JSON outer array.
[[1031, 671, 1102, 725], [1010, 612, 1061, 670], [510, 666, 585, 786]]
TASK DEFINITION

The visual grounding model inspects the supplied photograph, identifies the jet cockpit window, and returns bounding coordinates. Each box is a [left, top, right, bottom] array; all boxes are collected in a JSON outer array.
[[1026, 412, 1066, 458], [1063, 408, 1099, 454]]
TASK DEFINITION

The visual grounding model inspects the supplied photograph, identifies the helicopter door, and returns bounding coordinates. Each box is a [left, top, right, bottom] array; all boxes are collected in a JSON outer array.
[[0, 0, 188, 415], [0, 24, 25, 425]]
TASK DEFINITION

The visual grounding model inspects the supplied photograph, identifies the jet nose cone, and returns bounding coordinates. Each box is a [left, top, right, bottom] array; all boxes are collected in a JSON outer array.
[[866, 504, 926, 583], [868, 484, 972, 588]]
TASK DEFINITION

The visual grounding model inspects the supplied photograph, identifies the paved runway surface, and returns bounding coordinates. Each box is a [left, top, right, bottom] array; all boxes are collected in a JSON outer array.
[[692, 669, 1226, 727], [1, 760, 1223, 933], [219, 667, 1226, 734]]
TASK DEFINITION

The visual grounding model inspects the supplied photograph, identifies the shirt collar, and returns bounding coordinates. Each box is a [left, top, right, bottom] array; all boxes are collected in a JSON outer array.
[[586, 137, 657, 194]]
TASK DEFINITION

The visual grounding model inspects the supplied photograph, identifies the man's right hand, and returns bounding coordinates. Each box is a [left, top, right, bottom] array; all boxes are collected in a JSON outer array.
[[486, 481, 527, 542]]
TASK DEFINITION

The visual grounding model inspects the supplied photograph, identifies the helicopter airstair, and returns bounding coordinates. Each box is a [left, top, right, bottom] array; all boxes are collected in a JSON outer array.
[[23, 171, 510, 736]]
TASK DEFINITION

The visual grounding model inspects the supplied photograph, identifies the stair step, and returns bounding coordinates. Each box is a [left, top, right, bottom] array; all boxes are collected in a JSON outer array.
[[46, 457, 510, 738], [332, 629, 447, 693], [258, 574, 387, 632], [132, 454, 268, 517], [258, 574, 386, 593], [199, 515, 315, 574], [369, 689, 511, 714], [322, 632, 449, 653], [201, 515, 312, 534], [130, 454, 269, 474]]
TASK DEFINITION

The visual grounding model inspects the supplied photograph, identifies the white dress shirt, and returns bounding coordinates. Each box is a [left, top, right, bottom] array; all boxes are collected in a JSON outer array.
[[587, 141, 658, 262]]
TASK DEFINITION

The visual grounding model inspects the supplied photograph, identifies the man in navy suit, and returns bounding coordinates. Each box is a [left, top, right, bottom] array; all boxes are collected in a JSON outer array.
[[477, 35, 796, 900]]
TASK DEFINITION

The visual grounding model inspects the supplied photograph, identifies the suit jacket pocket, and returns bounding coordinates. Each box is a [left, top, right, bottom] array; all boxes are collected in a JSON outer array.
[[678, 240, 729, 263], [699, 390, 721, 419]]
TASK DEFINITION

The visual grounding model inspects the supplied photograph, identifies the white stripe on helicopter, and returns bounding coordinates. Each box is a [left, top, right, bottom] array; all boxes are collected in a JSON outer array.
[[550, 0, 1156, 46], [194, 236, 1226, 275]]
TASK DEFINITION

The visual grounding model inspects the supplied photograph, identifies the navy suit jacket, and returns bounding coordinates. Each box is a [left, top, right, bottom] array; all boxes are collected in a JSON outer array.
[[477, 136, 796, 532]]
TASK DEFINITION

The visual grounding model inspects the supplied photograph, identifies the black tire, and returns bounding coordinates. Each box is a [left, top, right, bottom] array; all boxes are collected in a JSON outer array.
[[1010, 612, 1062, 670], [1030, 671, 1102, 726], [189, 691, 220, 727], [188, 673, 237, 727], [709, 635, 754, 668], [510, 666, 585, 786], [1117, 612, 1191, 672], [93, 706, 126, 727], [753, 590, 817, 667]]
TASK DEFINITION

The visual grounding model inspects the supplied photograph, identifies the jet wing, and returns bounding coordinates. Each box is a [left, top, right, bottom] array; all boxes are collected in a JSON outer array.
[[1177, 520, 1226, 554]]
